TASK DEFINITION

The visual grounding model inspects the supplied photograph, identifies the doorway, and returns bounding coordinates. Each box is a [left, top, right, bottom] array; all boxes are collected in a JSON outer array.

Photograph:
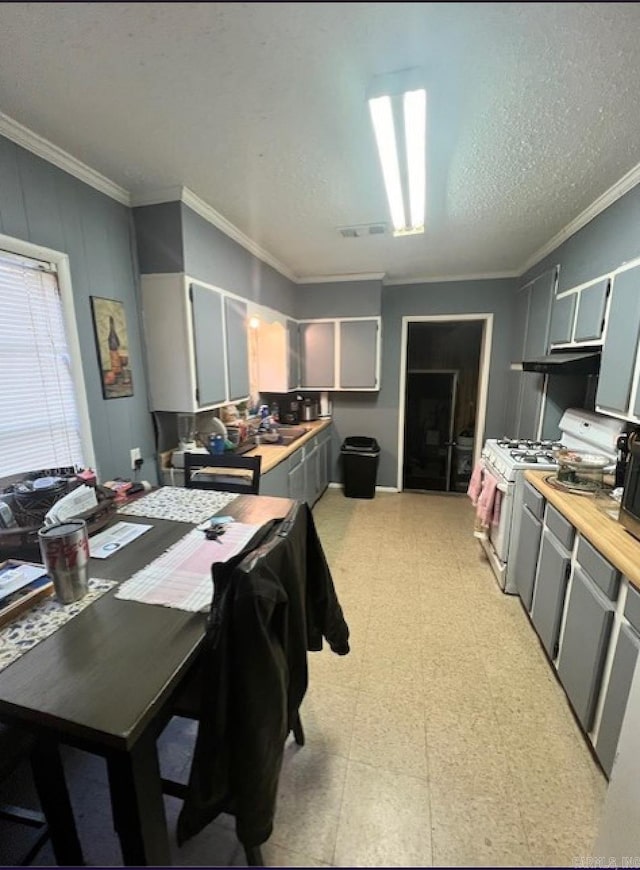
[[398, 316, 491, 492]]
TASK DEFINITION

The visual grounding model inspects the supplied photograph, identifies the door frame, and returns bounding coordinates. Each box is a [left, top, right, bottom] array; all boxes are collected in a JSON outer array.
[[396, 313, 493, 492]]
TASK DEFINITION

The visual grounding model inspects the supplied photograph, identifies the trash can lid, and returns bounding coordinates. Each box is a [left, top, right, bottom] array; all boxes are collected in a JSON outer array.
[[341, 436, 380, 453]]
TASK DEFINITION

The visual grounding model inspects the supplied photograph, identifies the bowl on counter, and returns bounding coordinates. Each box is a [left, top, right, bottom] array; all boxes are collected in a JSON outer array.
[[553, 449, 612, 487]]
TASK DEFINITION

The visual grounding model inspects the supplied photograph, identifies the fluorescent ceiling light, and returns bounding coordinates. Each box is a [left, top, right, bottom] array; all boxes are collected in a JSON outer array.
[[369, 95, 406, 232], [404, 89, 426, 231], [368, 72, 426, 237]]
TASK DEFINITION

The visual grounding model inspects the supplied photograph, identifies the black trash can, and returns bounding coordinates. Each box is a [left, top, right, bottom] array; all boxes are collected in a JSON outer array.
[[341, 436, 380, 499]]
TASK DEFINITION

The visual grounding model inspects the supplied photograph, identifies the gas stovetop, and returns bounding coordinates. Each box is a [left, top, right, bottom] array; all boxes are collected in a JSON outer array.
[[483, 437, 560, 481]]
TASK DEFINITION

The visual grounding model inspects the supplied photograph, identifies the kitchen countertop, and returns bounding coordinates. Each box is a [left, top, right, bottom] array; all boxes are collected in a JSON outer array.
[[525, 469, 640, 591], [242, 418, 332, 474]]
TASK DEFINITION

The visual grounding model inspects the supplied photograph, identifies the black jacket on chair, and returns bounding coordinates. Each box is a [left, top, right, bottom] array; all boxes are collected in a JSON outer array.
[[176, 501, 349, 849]]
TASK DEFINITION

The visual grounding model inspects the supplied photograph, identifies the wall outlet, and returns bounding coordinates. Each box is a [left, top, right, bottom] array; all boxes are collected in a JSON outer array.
[[130, 447, 142, 470]]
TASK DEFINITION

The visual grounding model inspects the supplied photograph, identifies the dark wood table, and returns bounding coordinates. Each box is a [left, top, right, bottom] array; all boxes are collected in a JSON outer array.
[[0, 493, 294, 866]]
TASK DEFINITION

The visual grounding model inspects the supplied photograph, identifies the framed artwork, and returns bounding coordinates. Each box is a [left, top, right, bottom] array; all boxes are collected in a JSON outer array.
[[90, 296, 134, 399]]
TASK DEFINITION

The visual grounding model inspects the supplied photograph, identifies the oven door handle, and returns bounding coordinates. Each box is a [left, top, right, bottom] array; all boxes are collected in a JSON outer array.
[[496, 481, 509, 494]]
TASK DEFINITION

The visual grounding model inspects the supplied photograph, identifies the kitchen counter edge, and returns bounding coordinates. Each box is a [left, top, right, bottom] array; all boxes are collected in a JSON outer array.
[[245, 418, 333, 474], [524, 470, 640, 591]]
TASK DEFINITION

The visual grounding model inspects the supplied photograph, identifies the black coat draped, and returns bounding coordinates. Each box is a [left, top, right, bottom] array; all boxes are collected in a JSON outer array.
[[176, 501, 350, 848]]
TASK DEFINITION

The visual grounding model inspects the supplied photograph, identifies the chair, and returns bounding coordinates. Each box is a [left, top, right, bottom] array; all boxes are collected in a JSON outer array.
[[184, 452, 262, 494], [0, 724, 83, 866]]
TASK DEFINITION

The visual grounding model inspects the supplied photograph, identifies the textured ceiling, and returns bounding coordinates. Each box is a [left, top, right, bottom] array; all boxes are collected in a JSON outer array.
[[1, 2, 640, 282]]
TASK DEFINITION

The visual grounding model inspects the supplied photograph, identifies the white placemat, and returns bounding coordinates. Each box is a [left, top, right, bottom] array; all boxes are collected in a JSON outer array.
[[115, 524, 261, 612], [118, 486, 236, 524], [0, 578, 116, 673]]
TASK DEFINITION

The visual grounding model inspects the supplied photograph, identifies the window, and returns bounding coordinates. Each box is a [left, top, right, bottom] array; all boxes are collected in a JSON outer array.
[[0, 249, 86, 481]]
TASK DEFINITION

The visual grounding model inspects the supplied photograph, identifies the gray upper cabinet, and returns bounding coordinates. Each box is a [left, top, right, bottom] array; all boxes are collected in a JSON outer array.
[[596, 266, 640, 416], [191, 282, 227, 407], [574, 279, 610, 343], [549, 295, 577, 345], [299, 316, 381, 391], [339, 320, 378, 388], [530, 529, 571, 658], [557, 566, 615, 731], [140, 274, 250, 412], [299, 321, 335, 388], [287, 319, 299, 390], [224, 296, 250, 402], [524, 270, 556, 358], [512, 285, 530, 361]]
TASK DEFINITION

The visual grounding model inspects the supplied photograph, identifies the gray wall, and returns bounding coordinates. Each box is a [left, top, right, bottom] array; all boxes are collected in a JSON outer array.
[[523, 182, 640, 291], [330, 278, 516, 488], [296, 279, 382, 318], [133, 202, 298, 316], [0, 134, 156, 483]]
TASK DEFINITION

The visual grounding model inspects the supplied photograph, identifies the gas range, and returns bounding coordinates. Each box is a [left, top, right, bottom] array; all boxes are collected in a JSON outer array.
[[482, 437, 560, 482]]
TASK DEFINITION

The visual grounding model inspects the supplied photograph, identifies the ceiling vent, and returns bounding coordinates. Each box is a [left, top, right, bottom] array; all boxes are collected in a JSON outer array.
[[338, 223, 387, 238]]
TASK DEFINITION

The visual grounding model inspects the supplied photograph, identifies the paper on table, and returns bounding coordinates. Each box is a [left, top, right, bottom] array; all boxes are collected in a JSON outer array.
[[115, 523, 262, 611], [89, 521, 153, 559], [0, 564, 48, 602], [44, 485, 98, 525]]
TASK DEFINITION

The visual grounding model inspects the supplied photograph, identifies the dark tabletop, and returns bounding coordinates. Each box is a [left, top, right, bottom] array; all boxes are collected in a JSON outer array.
[[0, 494, 294, 751]]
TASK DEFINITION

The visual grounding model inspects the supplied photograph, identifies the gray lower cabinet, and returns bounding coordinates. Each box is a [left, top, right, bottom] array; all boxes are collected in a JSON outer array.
[[259, 459, 289, 497], [259, 427, 332, 503], [574, 279, 610, 343], [557, 566, 615, 731], [513, 504, 543, 610], [548, 294, 577, 345], [288, 455, 306, 502], [530, 529, 571, 658], [596, 266, 640, 415], [595, 624, 640, 776]]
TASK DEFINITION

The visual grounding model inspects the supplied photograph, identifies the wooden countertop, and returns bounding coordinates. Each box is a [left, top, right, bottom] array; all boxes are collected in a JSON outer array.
[[242, 418, 332, 474], [525, 470, 640, 591]]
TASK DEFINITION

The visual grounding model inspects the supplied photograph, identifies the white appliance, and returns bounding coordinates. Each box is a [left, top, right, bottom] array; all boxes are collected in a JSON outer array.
[[478, 409, 624, 593]]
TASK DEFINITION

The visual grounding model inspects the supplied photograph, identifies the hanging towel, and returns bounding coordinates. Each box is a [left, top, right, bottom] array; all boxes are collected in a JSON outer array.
[[467, 461, 484, 504], [476, 472, 498, 528]]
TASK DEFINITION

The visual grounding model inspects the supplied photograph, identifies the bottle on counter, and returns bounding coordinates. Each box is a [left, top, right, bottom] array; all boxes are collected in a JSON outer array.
[[209, 434, 225, 455], [270, 402, 280, 423]]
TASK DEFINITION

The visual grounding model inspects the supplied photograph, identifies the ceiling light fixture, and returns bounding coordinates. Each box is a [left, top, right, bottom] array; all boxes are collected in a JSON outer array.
[[368, 69, 426, 237]]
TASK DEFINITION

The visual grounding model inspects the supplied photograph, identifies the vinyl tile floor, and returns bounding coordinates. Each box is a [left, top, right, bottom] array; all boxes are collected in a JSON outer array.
[[1, 490, 606, 866]]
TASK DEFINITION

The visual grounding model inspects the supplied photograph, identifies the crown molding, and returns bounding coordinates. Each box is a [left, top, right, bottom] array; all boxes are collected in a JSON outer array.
[[298, 272, 386, 284], [180, 187, 297, 283], [386, 270, 518, 286], [519, 159, 640, 276], [0, 111, 130, 205], [129, 186, 185, 208]]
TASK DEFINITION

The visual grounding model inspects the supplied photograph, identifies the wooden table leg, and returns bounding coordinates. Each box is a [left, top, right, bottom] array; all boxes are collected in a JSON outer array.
[[30, 738, 85, 866], [106, 736, 171, 866]]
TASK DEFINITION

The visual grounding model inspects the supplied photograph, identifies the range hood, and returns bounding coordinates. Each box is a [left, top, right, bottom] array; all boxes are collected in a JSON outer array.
[[521, 350, 601, 375]]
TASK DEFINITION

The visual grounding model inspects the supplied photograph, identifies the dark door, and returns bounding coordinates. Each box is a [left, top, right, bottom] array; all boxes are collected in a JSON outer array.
[[403, 371, 457, 492]]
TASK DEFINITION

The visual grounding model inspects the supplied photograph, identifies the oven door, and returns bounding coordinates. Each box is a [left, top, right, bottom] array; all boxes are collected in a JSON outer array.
[[478, 463, 513, 590]]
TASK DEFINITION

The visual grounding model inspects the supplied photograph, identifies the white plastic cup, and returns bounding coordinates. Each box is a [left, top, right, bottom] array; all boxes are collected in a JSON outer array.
[[38, 519, 90, 604]]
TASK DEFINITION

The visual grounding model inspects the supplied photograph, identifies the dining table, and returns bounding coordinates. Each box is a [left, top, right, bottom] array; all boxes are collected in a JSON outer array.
[[0, 491, 295, 866]]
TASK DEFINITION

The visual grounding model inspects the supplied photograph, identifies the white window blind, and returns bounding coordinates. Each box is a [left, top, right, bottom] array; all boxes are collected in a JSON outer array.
[[0, 250, 85, 479]]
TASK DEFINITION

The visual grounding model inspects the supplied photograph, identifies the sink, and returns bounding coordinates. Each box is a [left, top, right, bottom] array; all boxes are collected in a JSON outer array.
[[273, 425, 309, 446]]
